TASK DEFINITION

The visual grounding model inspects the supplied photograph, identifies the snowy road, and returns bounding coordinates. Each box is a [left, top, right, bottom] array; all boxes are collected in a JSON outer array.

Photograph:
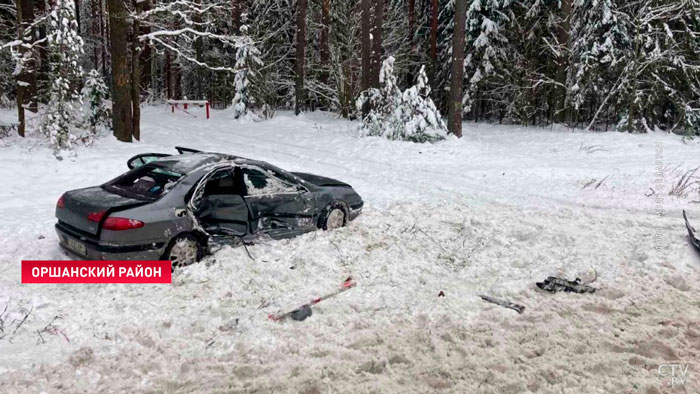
[[1, 107, 699, 393]]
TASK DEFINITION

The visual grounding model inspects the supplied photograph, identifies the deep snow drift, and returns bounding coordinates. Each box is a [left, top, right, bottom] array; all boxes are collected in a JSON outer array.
[[0, 107, 699, 393]]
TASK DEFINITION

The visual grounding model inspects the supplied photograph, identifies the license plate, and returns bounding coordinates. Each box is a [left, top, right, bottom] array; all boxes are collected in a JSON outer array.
[[65, 237, 87, 256]]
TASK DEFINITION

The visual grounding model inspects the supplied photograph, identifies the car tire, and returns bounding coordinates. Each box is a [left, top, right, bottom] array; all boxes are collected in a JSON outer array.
[[164, 234, 203, 269], [319, 203, 347, 230]]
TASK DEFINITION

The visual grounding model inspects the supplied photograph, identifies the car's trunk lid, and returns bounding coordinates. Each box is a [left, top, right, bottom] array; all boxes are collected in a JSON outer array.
[[56, 187, 145, 235]]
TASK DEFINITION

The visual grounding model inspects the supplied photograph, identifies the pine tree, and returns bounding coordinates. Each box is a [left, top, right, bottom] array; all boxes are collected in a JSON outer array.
[[356, 56, 401, 135], [357, 57, 446, 142], [462, 0, 513, 119], [82, 69, 110, 133], [248, 0, 297, 111], [395, 65, 447, 142], [616, 0, 700, 134], [232, 24, 262, 119], [41, 0, 85, 150], [569, 0, 626, 129]]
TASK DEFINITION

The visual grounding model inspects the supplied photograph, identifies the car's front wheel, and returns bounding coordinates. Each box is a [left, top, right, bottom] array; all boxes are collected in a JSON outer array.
[[164, 234, 203, 268], [319, 203, 346, 230]]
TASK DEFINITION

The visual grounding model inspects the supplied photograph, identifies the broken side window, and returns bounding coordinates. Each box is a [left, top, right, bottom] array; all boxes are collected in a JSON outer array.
[[242, 168, 298, 196], [190, 168, 241, 210]]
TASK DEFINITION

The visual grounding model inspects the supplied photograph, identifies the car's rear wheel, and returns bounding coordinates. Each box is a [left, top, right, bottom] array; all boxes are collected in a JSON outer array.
[[164, 234, 203, 268], [319, 203, 346, 230]]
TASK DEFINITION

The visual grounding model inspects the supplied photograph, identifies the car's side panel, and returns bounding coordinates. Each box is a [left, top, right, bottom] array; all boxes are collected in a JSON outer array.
[[197, 194, 249, 236], [239, 164, 316, 238], [245, 191, 315, 238]]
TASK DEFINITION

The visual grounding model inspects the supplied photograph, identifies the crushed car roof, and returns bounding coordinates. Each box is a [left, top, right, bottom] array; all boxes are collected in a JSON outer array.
[[150, 152, 271, 174], [152, 153, 232, 173]]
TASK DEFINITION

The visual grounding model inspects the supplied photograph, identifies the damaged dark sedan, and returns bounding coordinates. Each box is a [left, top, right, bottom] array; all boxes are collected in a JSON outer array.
[[55, 147, 364, 267]]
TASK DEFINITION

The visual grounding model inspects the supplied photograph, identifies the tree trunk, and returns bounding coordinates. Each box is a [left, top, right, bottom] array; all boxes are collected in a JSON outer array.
[[172, 59, 181, 99], [165, 50, 172, 99], [369, 0, 383, 88], [430, 0, 438, 62], [91, 0, 100, 70], [408, 0, 415, 50], [75, 0, 81, 33], [19, 0, 37, 113], [231, 0, 243, 33], [107, 0, 133, 142], [448, 0, 466, 137], [100, 0, 107, 78], [360, 0, 370, 93], [37, 0, 48, 103], [131, 0, 141, 140], [139, 0, 152, 97], [15, 0, 34, 136], [193, 0, 204, 99], [555, 0, 571, 124], [320, 0, 330, 85], [294, 0, 307, 115], [15, 1, 26, 137]]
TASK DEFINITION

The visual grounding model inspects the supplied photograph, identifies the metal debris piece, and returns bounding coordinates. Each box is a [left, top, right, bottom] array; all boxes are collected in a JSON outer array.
[[479, 294, 525, 314], [536, 277, 596, 294]]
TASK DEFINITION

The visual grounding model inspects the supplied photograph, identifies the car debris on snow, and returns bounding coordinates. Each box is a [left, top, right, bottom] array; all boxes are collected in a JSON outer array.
[[536, 277, 596, 294], [478, 295, 525, 314], [269, 277, 356, 322]]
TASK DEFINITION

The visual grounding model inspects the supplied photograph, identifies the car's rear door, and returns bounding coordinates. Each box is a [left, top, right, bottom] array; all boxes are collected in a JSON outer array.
[[241, 166, 315, 238]]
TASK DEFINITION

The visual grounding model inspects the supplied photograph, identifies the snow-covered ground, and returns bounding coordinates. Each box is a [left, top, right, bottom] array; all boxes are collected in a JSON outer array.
[[1, 106, 699, 393]]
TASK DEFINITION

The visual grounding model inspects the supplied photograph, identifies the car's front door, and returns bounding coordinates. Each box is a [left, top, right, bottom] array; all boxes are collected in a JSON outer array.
[[241, 166, 315, 238]]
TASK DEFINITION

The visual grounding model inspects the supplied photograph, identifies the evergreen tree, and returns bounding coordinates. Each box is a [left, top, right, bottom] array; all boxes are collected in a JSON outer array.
[[568, 0, 626, 128], [41, 0, 85, 150], [462, 0, 513, 119], [357, 57, 446, 142], [395, 65, 447, 142], [356, 56, 402, 136], [232, 24, 263, 119], [248, 0, 297, 110], [82, 69, 111, 133]]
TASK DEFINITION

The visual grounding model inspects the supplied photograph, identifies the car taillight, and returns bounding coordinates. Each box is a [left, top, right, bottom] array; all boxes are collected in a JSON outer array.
[[87, 211, 143, 230], [57, 195, 65, 209], [88, 211, 106, 222], [103, 217, 145, 231]]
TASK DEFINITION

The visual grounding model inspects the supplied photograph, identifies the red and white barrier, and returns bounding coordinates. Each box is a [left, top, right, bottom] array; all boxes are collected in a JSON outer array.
[[168, 100, 210, 119]]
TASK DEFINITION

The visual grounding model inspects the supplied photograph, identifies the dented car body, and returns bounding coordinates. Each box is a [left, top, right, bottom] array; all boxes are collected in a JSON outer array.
[[55, 148, 363, 265], [684, 210, 700, 251]]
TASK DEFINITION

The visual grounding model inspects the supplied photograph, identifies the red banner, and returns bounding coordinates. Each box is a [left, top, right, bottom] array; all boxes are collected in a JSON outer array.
[[21, 260, 172, 283]]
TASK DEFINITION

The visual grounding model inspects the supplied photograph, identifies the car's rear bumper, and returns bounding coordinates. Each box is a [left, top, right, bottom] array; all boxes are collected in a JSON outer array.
[[55, 222, 167, 260]]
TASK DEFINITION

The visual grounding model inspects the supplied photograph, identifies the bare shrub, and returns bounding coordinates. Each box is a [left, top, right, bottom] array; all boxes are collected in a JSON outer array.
[[669, 166, 700, 198]]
